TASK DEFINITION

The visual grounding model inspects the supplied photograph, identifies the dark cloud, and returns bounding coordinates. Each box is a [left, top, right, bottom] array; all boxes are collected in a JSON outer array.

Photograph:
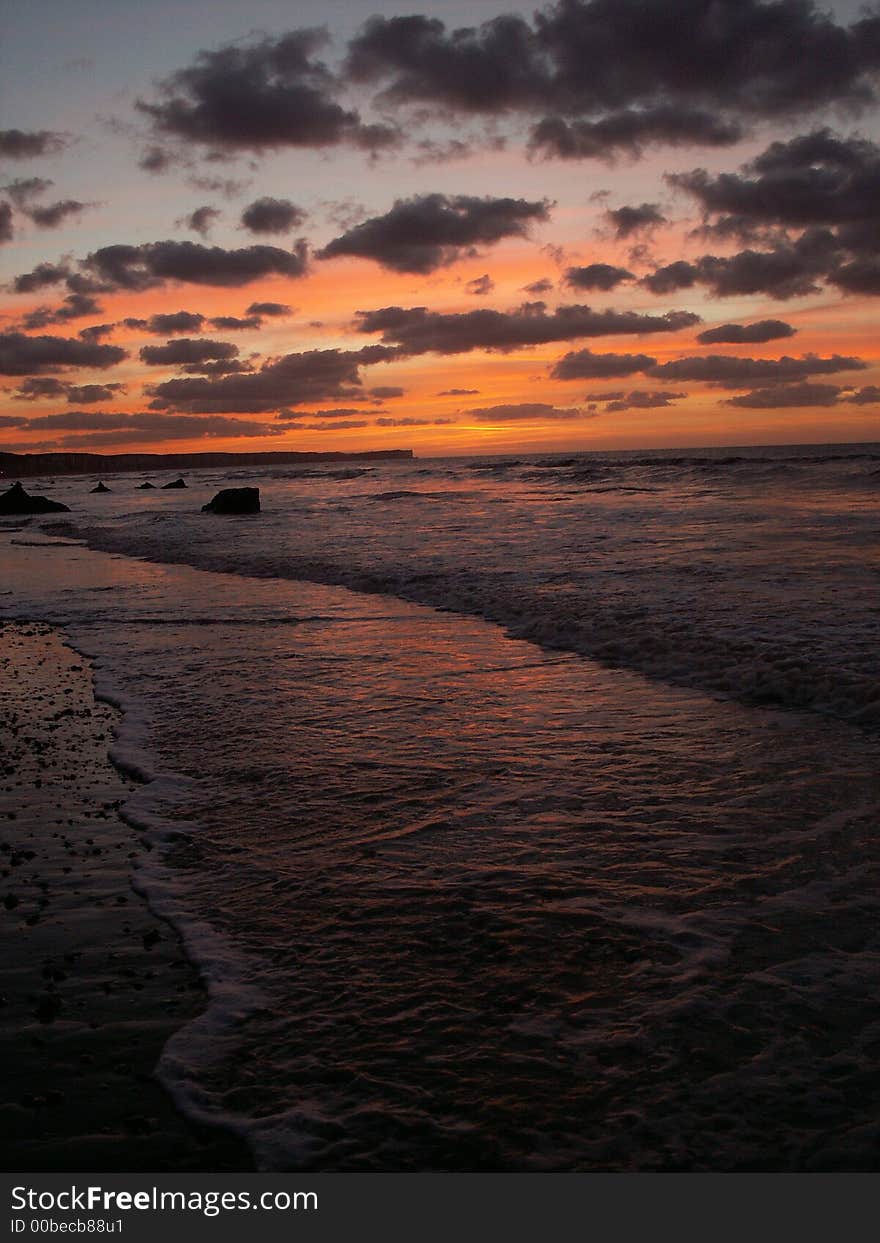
[[138, 30, 399, 154], [10, 377, 68, 401], [1, 177, 53, 207], [27, 199, 92, 229], [530, 109, 742, 159], [356, 301, 699, 355], [464, 402, 587, 422], [278, 419, 369, 431], [126, 311, 206, 335], [20, 411, 283, 446], [465, 274, 495, 295], [844, 385, 880, 404], [345, 2, 879, 155], [607, 203, 667, 238], [21, 293, 103, 330], [369, 385, 406, 398], [564, 263, 634, 291], [179, 358, 255, 376], [696, 319, 796, 344], [241, 196, 307, 235], [603, 389, 686, 411], [535, 0, 880, 120], [670, 131, 880, 231], [523, 277, 554, 294], [318, 194, 550, 274], [0, 129, 68, 158], [64, 383, 126, 404], [642, 231, 837, 299], [550, 347, 657, 379], [375, 416, 455, 426], [438, 387, 479, 395], [247, 301, 291, 317], [346, 13, 549, 113], [667, 131, 880, 296], [647, 353, 866, 388], [0, 202, 12, 244], [10, 377, 124, 404], [11, 260, 72, 294], [147, 346, 390, 413], [79, 324, 114, 343], [140, 338, 239, 366], [81, 239, 308, 290], [138, 145, 180, 173], [209, 315, 262, 330], [0, 331, 127, 376], [184, 205, 221, 236], [724, 382, 844, 408]]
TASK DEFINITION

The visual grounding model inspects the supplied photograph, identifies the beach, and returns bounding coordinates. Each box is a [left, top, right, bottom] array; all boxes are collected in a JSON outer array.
[[0, 621, 248, 1171]]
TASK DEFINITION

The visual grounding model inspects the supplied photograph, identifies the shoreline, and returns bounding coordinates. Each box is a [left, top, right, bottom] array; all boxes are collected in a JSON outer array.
[[0, 621, 250, 1171]]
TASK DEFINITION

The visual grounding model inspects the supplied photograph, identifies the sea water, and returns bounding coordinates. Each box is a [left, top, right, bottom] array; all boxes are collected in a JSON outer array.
[[1, 444, 879, 1169]]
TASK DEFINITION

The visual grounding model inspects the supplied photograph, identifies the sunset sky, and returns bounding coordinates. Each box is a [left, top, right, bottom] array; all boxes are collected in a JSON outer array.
[[1, 0, 879, 456]]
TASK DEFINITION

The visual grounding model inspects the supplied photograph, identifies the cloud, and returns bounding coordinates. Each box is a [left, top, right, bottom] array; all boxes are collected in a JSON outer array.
[[81, 239, 309, 290], [523, 277, 553, 294], [464, 402, 587, 422], [147, 346, 391, 413], [247, 301, 292, 317], [138, 145, 181, 173], [209, 315, 262, 331], [606, 203, 667, 238], [647, 353, 866, 388], [843, 385, 880, 404], [183, 205, 221, 236], [530, 109, 742, 159], [140, 338, 239, 366], [550, 347, 657, 379], [375, 416, 455, 426], [27, 199, 93, 229], [724, 382, 845, 408], [466, 274, 494, 295], [438, 387, 479, 395], [21, 293, 103, 330], [11, 260, 72, 293], [318, 193, 550, 273], [369, 385, 405, 398], [345, 2, 880, 161], [670, 131, 880, 231], [1, 177, 53, 206], [696, 319, 796, 344], [564, 263, 634, 291], [603, 389, 687, 411], [79, 324, 114, 343], [278, 419, 369, 431], [241, 196, 307, 235], [179, 359, 255, 376], [642, 232, 836, 299], [10, 377, 125, 404], [125, 311, 206, 335], [19, 411, 284, 447], [355, 301, 699, 355], [0, 331, 127, 375], [0, 129, 68, 158], [137, 30, 399, 153], [0, 202, 12, 244]]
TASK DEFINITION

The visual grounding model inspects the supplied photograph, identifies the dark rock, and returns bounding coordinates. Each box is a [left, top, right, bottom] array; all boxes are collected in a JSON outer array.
[[202, 487, 261, 514], [0, 482, 70, 514], [137, 482, 156, 489], [90, 482, 111, 494], [162, 478, 187, 489]]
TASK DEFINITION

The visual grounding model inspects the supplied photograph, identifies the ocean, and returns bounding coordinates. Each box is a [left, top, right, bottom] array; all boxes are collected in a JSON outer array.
[[2, 443, 879, 1170]]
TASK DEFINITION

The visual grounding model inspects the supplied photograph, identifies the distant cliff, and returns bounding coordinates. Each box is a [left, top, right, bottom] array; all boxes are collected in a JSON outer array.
[[0, 448, 414, 478]]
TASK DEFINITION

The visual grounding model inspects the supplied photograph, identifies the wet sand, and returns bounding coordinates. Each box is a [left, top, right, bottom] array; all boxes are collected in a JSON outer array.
[[0, 620, 250, 1171]]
